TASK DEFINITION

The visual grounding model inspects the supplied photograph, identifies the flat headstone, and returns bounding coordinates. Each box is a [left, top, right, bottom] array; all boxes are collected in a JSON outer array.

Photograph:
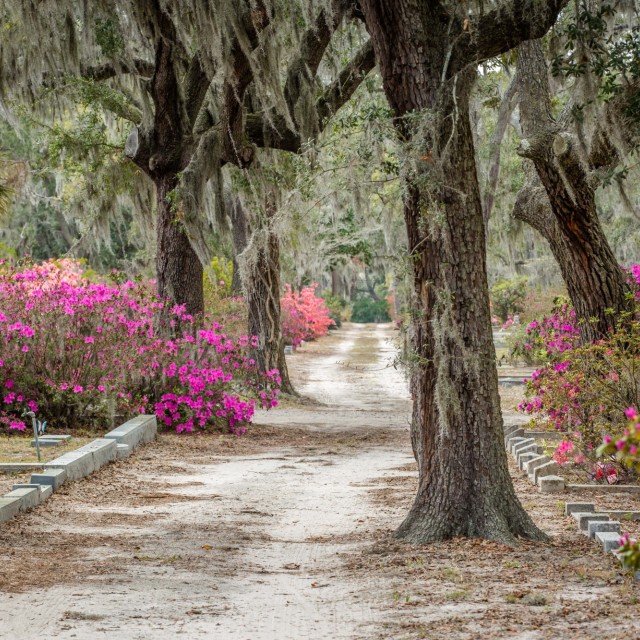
[[587, 520, 621, 539], [31, 439, 62, 447], [0, 463, 44, 473], [513, 438, 536, 456], [595, 531, 622, 553], [524, 431, 563, 441], [565, 484, 640, 495], [284, 345, 293, 355], [565, 502, 595, 516], [525, 455, 550, 476], [573, 512, 609, 531], [506, 430, 525, 448], [30, 468, 66, 491], [104, 415, 157, 449], [519, 452, 539, 471], [533, 461, 560, 484], [539, 475, 565, 493], [503, 424, 520, 438], [516, 444, 543, 466], [44, 438, 116, 481]]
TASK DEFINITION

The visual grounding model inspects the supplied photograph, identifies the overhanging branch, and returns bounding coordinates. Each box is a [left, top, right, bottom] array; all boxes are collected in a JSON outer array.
[[452, 0, 569, 71]]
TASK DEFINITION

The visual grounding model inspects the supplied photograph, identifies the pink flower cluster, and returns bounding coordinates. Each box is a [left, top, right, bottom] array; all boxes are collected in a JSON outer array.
[[0, 259, 280, 435], [281, 284, 335, 348]]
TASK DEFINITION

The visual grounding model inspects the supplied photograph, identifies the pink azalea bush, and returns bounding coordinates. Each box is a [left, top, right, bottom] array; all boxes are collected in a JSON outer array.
[[281, 284, 335, 348], [510, 300, 579, 365], [598, 408, 640, 571], [518, 266, 640, 470], [0, 259, 280, 435]]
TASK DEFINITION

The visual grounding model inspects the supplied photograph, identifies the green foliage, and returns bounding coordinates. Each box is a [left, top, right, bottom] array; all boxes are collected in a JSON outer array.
[[490, 276, 528, 321], [95, 17, 125, 58], [207, 256, 233, 296], [351, 296, 390, 324], [320, 292, 349, 328]]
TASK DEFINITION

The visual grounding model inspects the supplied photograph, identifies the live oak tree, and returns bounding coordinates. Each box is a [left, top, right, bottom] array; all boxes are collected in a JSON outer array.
[[358, 0, 568, 544], [0, 1, 374, 389], [0, 1, 369, 309], [512, 3, 640, 341]]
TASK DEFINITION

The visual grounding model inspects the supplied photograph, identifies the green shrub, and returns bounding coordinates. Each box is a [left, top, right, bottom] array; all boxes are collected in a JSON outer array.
[[490, 276, 528, 321], [351, 296, 390, 323]]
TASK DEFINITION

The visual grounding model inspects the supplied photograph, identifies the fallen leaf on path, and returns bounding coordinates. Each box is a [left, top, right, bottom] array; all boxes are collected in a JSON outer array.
[[284, 563, 300, 570], [201, 544, 212, 550]]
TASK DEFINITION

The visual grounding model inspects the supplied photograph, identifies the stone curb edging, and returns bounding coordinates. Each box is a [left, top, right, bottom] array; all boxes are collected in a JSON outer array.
[[564, 501, 640, 580], [504, 422, 640, 495], [504, 423, 639, 577], [0, 415, 157, 525]]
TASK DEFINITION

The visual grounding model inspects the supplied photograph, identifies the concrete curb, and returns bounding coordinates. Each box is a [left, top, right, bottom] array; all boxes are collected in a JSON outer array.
[[0, 414, 156, 526]]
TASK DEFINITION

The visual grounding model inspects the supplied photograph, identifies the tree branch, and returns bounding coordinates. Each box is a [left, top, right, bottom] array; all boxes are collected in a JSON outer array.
[[482, 74, 518, 224], [316, 40, 376, 124], [453, 0, 569, 70], [184, 50, 211, 130], [80, 59, 155, 82]]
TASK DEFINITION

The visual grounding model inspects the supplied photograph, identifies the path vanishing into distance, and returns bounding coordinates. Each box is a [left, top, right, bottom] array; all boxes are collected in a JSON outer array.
[[1, 324, 639, 639]]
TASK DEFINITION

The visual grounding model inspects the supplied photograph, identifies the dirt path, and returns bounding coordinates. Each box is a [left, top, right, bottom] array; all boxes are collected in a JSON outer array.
[[1, 324, 639, 639]]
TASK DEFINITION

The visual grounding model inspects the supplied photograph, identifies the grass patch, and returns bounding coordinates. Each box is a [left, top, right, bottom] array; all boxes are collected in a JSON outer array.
[[0, 435, 94, 464]]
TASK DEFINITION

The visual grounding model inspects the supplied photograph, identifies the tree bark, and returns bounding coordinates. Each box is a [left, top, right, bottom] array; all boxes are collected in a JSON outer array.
[[514, 40, 630, 342], [331, 268, 340, 297], [230, 196, 250, 295], [246, 200, 295, 395], [155, 175, 204, 317], [360, 0, 546, 544]]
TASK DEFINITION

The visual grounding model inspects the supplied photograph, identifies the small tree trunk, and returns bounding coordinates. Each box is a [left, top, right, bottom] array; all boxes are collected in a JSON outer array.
[[230, 196, 250, 295], [361, 1, 544, 544], [155, 175, 204, 317], [331, 268, 340, 297]]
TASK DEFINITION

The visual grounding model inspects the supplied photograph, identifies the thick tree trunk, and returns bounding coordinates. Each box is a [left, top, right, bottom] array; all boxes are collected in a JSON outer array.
[[155, 175, 204, 317], [360, 1, 544, 544], [514, 40, 630, 342]]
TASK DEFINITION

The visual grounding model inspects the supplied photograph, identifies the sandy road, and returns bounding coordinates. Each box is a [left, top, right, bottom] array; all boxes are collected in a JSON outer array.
[[0, 324, 415, 639]]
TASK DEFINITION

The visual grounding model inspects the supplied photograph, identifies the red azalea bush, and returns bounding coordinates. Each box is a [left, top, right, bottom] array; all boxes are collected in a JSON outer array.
[[0, 259, 280, 435], [281, 283, 335, 348]]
